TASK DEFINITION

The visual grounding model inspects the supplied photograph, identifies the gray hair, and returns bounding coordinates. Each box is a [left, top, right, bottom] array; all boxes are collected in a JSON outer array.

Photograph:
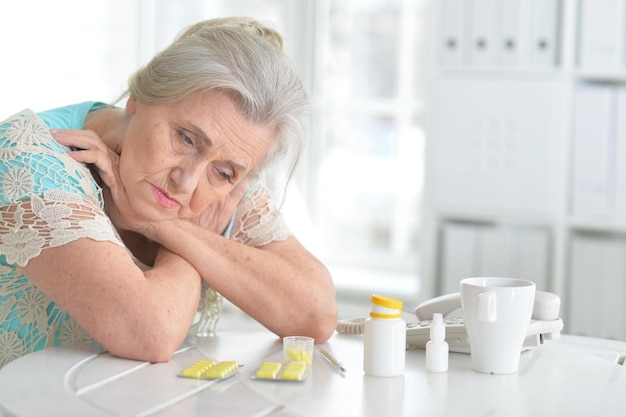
[[121, 17, 309, 204]]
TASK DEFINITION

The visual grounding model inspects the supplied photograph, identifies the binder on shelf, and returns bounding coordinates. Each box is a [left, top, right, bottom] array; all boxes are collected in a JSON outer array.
[[439, 223, 550, 296], [569, 235, 626, 340], [598, 238, 626, 340], [578, 0, 626, 71], [468, 0, 495, 67], [438, 0, 561, 70], [615, 87, 626, 220], [440, 222, 480, 294], [493, 0, 526, 68], [440, 0, 468, 67], [528, 0, 559, 68], [569, 236, 600, 337], [571, 84, 615, 218], [478, 226, 549, 290], [515, 227, 549, 291], [479, 227, 515, 277]]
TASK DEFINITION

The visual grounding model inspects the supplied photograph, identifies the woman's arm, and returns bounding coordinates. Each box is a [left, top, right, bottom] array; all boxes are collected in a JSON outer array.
[[149, 218, 337, 343], [55, 128, 338, 343], [19, 239, 202, 362]]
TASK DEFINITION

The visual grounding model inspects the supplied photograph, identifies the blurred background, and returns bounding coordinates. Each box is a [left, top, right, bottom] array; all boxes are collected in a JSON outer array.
[[0, 0, 426, 319], [2, 0, 626, 340]]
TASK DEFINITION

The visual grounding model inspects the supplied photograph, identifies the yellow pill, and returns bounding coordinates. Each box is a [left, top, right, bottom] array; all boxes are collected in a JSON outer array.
[[256, 367, 280, 379], [203, 361, 238, 379], [181, 368, 204, 378], [180, 360, 240, 379], [287, 362, 306, 371], [204, 368, 228, 378], [301, 350, 311, 366], [255, 361, 282, 379], [282, 363, 307, 380], [219, 361, 239, 371], [256, 369, 275, 379], [287, 347, 303, 362], [260, 361, 282, 369]]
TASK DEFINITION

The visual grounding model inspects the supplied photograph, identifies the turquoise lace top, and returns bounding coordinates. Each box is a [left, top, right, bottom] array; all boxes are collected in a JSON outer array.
[[0, 103, 124, 367], [0, 102, 291, 368]]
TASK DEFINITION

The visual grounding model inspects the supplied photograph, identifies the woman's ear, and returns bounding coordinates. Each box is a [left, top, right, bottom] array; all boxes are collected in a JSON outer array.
[[126, 97, 137, 115]]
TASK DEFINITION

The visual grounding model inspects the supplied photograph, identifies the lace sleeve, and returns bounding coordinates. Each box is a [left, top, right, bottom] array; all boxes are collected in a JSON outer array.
[[229, 183, 292, 247], [0, 110, 123, 267]]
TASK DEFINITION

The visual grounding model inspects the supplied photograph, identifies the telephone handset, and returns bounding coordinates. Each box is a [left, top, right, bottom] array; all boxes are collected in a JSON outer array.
[[414, 290, 561, 321], [406, 291, 564, 353]]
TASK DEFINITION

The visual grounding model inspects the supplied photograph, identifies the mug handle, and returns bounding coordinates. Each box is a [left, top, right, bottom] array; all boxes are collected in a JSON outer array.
[[477, 291, 497, 322]]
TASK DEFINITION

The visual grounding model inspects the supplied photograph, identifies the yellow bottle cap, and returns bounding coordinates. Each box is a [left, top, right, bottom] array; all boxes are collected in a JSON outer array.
[[370, 294, 403, 310]]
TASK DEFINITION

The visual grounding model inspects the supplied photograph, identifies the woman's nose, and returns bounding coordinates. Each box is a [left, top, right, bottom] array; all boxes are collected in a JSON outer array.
[[170, 163, 205, 194]]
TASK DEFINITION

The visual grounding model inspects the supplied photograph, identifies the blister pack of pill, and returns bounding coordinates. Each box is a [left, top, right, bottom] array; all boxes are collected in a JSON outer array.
[[253, 360, 309, 382], [178, 359, 240, 380]]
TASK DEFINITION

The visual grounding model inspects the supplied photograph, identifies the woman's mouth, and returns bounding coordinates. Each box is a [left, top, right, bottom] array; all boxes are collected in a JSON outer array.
[[151, 185, 180, 209]]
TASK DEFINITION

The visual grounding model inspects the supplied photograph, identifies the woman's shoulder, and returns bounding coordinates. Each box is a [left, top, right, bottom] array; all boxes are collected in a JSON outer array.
[[0, 101, 104, 150], [0, 109, 101, 205], [0, 108, 64, 153], [36, 101, 106, 130]]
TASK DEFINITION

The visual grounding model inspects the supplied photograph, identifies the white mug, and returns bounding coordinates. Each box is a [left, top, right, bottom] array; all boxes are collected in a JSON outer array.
[[460, 277, 536, 374]]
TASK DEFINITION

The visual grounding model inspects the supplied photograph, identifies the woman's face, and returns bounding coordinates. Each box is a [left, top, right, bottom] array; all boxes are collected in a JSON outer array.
[[119, 90, 275, 221]]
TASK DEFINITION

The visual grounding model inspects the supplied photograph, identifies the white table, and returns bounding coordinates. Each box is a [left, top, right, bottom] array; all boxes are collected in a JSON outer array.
[[1, 327, 626, 416]]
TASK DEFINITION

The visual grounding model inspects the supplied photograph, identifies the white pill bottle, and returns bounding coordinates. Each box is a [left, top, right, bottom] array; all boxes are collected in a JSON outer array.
[[363, 294, 406, 377]]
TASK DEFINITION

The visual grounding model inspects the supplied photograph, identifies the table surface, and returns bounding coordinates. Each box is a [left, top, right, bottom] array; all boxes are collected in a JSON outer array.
[[1, 311, 626, 417]]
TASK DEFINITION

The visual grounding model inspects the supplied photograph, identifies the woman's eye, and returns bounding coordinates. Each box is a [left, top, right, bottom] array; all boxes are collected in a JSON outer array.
[[180, 130, 194, 146], [219, 171, 233, 184], [212, 165, 234, 184]]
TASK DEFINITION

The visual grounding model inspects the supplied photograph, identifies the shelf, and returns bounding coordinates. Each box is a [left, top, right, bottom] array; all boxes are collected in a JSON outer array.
[[434, 210, 557, 228], [573, 70, 626, 84], [437, 67, 565, 81], [436, 68, 626, 84], [567, 219, 626, 235]]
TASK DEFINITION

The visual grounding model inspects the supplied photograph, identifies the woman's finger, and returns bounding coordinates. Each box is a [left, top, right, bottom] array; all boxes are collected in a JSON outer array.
[[51, 129, 120, 186], [51, 129, 109, 152]]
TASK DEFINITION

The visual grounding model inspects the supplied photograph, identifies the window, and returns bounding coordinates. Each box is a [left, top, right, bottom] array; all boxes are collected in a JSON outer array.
[[1, 0, 429, 304], [306, 0, 427, 300], [0, 0, 139, 117]]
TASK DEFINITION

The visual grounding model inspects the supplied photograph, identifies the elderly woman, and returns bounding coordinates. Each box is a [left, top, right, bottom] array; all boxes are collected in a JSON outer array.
[[0, 17, 337, 368]]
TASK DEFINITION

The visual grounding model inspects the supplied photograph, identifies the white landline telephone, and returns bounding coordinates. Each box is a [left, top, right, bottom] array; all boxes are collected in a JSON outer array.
[[406, 291, 564, 353]]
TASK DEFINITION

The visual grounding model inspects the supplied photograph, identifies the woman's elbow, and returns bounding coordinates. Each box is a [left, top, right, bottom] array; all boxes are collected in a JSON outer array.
[[313, 309, 338, 343], [107, 339, 180, 364], [311, 282, 339, 343], [273, 299, 337, 344], [307, 301, 338, 343], [102, 325, 187, 364]]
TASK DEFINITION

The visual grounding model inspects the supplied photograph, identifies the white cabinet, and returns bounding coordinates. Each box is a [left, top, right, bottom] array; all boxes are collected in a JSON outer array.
[[433, 77, 565, 215], [569, 234, 626, 340], [577, 0, 626, 71], [439, 221, 550, 295], [423, 0, 626, 340]]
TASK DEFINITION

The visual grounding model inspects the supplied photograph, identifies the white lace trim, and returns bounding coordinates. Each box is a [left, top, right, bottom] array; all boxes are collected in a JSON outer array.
[[230, 184, 291, 246], [0, 190, 123, 266], [0, 109, 123, 267]]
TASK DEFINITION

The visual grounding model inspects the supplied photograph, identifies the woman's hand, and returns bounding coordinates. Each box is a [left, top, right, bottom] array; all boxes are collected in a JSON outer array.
[[51, 129, 148, 233], [189, 181, 247, 233]]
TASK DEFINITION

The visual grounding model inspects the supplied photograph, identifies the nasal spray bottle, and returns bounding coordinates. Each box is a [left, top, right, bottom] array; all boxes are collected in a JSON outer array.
[[425, 313, 449, 372], [363, 294, 406, 377]]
